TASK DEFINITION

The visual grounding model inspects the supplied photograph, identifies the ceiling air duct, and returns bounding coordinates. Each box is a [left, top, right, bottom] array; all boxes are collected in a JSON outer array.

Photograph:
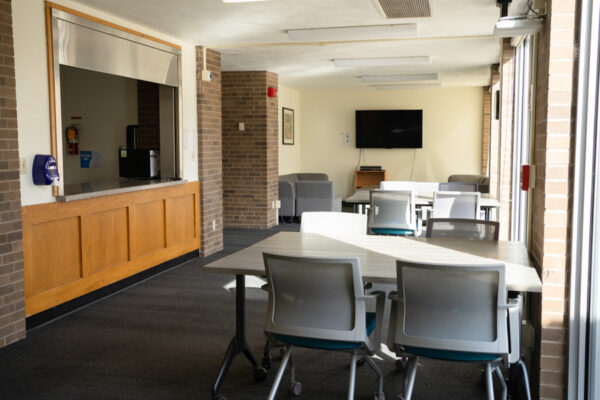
[[372, 0, 431, 19]]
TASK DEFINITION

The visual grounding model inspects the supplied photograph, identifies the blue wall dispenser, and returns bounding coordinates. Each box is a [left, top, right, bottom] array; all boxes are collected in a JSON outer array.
[[32, 154, 60, 186]]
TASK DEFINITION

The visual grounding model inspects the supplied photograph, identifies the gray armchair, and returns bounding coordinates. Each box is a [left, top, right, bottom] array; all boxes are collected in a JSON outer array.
[[278, 179, 296, 217], [295, 181, 341, 215], [448, 174, 490, 193], [278, 173, 333, 217]]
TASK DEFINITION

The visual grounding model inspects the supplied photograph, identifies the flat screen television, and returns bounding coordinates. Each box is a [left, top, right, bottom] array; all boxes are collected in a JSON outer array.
[[355, 110, 423, 148]]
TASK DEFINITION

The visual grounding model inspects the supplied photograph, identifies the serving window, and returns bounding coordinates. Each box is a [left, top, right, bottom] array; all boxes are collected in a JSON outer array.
[[46, 3, 183, 198]]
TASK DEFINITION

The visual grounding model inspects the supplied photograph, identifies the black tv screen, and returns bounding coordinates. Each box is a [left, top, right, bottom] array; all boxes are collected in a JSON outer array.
[[355, 110, 423, 148]]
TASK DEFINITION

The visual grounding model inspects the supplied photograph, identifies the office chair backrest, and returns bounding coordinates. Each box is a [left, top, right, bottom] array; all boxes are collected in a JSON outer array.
[[432, 191, 480, 219], [368, 190, 416, 231], [263, 253, 367, 342], [380, 181, 413, 191], [300, 212, 367, 236], [426, 218, 500, 240], [438, 182, 479, 192], [393, 259, 508, 355]]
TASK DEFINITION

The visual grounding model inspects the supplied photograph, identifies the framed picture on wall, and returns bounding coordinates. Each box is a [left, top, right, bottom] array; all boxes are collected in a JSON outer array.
[[282, 107, 294, 145]]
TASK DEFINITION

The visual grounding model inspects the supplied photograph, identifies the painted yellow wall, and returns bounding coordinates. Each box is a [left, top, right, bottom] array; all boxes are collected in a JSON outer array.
[[13, 0, 198, 206], [300, 87, 484, 197], [278, 84, 302, 175]]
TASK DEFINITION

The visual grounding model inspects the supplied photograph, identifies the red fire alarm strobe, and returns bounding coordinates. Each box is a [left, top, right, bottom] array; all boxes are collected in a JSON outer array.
[[267, 87, 278, 97]]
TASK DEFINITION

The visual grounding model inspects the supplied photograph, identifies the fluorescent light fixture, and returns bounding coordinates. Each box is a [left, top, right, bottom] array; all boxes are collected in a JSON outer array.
[[287, 24, 417, 42], [333, 56, 431, 67], [222, 0, 272, 3], [360, 73, 438, 83], [494, 15, 544, 38], [374, 83, 442, 90]]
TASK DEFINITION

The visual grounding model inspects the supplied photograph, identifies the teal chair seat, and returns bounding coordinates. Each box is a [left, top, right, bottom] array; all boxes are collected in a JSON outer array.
[[402, 346, 500, 362], [371, 228, 415, 236], [273, 312, 376, 350]]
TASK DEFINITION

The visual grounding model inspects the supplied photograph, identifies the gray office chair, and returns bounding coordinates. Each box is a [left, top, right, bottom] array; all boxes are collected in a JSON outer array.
[[439, 181, 479, 192], [432, 190, 481, 219], [426, 218, 500, 240], [388, 259, 529, 400], [300, 211, 367, 236], [368, 190, 417, 236], [263, 253, 386, 400]]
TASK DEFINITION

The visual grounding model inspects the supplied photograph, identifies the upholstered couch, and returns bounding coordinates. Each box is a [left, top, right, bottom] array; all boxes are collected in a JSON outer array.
[[447, 174, 490, 193], [279, 173, 341, 217]]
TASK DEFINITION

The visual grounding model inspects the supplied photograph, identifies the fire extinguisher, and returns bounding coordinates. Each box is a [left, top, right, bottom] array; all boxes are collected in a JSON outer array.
[[66, 125, 79, 155]]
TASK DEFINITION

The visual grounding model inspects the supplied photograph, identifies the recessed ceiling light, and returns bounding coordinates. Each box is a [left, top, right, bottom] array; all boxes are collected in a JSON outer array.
[[287, 24, 417, 42], [222, 0, 273, 3], [333, 56, 431, 67], [360, 73, 438, 83], [374, 83, 442, 90]]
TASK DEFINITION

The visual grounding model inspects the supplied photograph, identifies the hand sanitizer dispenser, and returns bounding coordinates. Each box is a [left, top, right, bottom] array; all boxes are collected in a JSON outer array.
[[32, 155, 60, 186]]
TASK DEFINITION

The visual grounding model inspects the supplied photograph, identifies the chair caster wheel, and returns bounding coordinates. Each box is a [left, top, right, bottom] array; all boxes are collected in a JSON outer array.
[[262, 355, 272, 370], [372, 392, 385, 400], [213, 396, 226, 400], [290, 382, 302, 396], [395, 359, 405, 371], [253, 366, 268, 382]]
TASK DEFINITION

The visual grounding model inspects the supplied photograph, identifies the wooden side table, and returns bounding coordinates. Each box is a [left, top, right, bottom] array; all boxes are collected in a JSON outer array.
[[354, 170, 387, 189]]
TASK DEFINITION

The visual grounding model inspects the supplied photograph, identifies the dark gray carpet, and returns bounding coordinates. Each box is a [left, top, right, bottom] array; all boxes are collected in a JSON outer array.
[[0, 223, 488, 399]]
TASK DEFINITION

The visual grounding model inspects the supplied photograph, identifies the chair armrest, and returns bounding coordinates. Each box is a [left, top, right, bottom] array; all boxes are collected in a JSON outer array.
[[388, 291, 403, 303], [506, 297, 521, 364], [357, 291, 385, 350]]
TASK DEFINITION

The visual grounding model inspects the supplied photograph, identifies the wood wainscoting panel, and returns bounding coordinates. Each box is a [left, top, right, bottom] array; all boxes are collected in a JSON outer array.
[[165, 194, 196, 247], [24, 217, 82, 297], [22, 182, 201, 316], [131, 200, 166, 257], [82, 207, 129, 276]]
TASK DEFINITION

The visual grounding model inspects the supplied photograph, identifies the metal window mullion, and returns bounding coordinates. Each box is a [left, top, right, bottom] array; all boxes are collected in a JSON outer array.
[[511, 44, 522, 240], [568, 0, 600, 398]]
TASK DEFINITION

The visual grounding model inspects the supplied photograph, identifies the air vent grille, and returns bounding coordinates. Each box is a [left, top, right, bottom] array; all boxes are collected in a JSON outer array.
[[376, 0, 431, 18]]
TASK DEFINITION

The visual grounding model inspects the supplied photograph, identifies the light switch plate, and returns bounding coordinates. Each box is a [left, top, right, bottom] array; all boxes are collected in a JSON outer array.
[[239, 122, 245, 131]]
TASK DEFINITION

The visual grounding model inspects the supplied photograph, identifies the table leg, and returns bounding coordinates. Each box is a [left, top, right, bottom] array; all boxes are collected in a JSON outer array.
[[212, 275, 266, 400]]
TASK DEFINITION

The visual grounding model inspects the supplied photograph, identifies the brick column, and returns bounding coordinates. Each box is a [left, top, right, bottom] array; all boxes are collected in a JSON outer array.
[[196, 47, 223, 256], [498, 40, 516, 240], [481, 86, 491, 175], [222, 71, 278, 229], [488, 65, 501, 199], [0, 0, 25, 348], [530, 0, 578, 398]]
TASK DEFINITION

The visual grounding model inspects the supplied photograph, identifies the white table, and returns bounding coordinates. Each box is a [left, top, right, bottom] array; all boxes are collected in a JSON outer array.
[[344, 188, 501, 220], [205, 232, 541, 398]]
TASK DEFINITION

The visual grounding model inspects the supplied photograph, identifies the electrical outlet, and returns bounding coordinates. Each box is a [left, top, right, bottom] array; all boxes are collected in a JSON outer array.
[[191, 150, 197, 162], [341, 132, 350, 145], [239, 122, 245, 131], [212, 220, 216, 231], [19, 158, 26, 175]]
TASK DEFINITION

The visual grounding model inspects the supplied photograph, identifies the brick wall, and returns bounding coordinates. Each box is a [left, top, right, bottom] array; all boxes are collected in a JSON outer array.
[[530, 0, 578, 398], [196, 47, 223, 256], [0, 0, 25, 348], [482, 86, 491, 175], [488, 65, 501, 199], [498, 40, 516, 240], [137, 80, 160, 149], [221, 71, 278, 229]]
